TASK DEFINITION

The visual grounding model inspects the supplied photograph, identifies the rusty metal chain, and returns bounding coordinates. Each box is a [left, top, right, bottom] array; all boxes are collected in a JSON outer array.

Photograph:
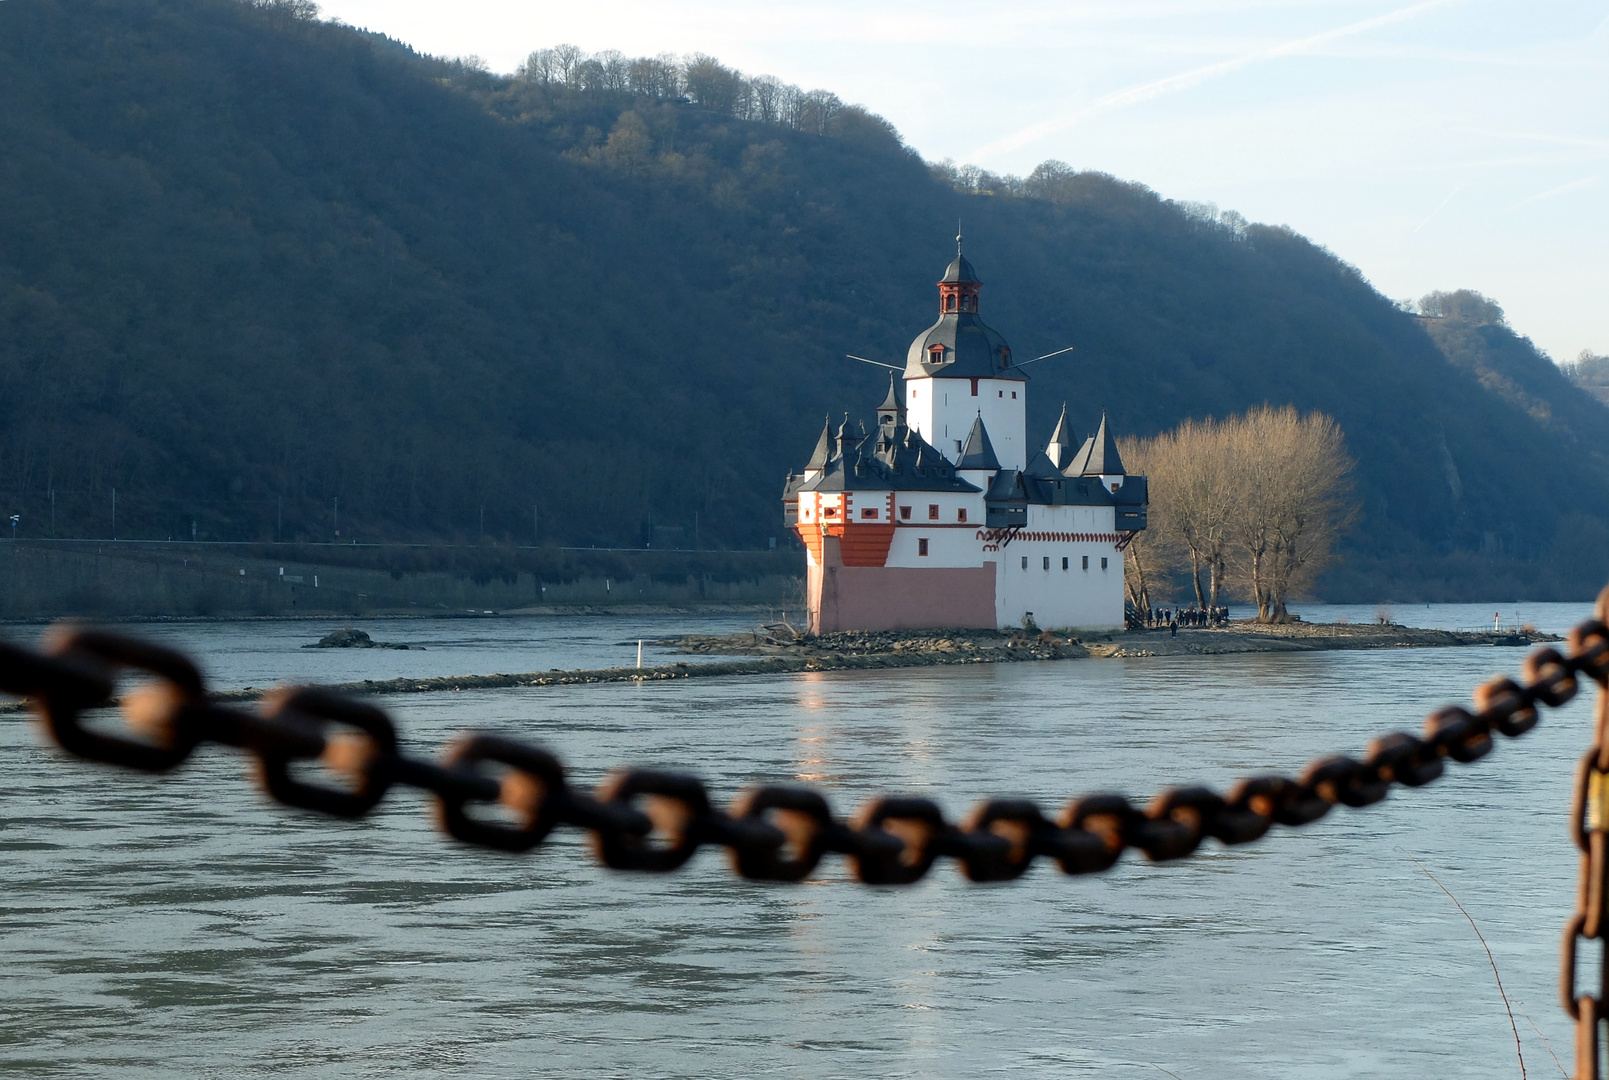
[[0, 619, 1605, 893], [1565, 590, 1609, 1079]]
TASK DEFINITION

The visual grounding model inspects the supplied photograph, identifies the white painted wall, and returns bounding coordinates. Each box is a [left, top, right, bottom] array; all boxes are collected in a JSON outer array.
[[992, 504, 1125, 630], [886, 525, 981, 568], [906, 377, 1026, 470], [887, 491, 984, 531]]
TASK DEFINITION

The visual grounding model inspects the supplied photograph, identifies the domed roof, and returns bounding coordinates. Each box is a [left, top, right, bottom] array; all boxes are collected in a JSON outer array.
[[940, 253, 980, 284], [905, 240, 1022, 380], [905, 312, 1022, 380]]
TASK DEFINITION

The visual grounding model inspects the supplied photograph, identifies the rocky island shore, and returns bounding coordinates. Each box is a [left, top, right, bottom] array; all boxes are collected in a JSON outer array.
[[188, 619, 1551, 705]]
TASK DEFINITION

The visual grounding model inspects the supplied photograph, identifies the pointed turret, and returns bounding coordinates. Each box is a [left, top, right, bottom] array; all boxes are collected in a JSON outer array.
[[1064, 436, 1096, 477], [804, 417, 832, 472], [1046, 404, 1079, 469], [836, 413, 857, 455], [1078, 412, 1126, 477], [877, 372, 905, 426], [957, 414, 1001, 471]]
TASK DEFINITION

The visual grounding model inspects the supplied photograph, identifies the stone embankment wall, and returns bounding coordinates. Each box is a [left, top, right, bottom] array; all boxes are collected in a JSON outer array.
[[0, 541, 801, 617]]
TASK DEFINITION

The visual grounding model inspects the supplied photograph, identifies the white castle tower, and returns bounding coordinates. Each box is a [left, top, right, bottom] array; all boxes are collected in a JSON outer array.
[[903, 236, 1027, 470]]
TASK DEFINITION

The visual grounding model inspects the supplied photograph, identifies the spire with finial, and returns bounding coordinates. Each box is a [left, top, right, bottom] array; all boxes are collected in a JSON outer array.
[[877, 371, 905, 425], [938, 230, 981, 314], [804, 416, 832, 472], [1046, 403, 1080, 469]]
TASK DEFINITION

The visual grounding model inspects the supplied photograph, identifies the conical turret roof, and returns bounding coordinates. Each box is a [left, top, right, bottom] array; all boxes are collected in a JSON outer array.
[[1046, 403, 1079, 469], [956, 414, 1001, 471], [805, 417, 832, 471], [1076, 411, 1125, 476]]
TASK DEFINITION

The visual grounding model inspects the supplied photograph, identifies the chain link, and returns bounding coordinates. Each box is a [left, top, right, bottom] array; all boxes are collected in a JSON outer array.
[[2, 615, 1604, 903], [1565, 589, 1609, 1079]]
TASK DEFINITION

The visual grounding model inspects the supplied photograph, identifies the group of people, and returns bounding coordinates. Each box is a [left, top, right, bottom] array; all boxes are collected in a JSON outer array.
[[1139, 605, 1230, 630]]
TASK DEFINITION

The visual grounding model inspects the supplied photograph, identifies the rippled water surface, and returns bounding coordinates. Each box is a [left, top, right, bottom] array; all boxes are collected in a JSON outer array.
[[0, 604, 1599, 1077]]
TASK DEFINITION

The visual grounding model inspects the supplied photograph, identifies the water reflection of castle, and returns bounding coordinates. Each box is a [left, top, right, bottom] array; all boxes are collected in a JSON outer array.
[[783, 240, 1148, 634]]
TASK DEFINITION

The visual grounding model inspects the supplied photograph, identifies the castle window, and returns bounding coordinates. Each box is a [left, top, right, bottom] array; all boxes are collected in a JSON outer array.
[[957, 508, 967, 523], [918, 538, 929, 556], [1021, 556, 1028, 570], [928, 504, 939, 520], [1101, 557, 1109, 570], [900, 506, 912, 520], [861, 508, 877, 519], [1062, 557, 1069, 570], [823, 507, 836, 517], [970, 378, 979, 397], [1082, 556, 1089, 570], [1011, 391, 1018, 399], [998, 390, 1003, 398], [1042, 557, 1050, 570]]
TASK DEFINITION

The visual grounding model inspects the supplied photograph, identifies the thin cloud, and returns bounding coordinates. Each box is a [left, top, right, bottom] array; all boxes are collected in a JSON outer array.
[[1504, 175, 1599, 212], [967, 0, 1467, 163]]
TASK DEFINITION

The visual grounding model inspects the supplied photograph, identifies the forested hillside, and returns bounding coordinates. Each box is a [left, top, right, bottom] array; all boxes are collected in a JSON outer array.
[[2, 0, 1606, 599]]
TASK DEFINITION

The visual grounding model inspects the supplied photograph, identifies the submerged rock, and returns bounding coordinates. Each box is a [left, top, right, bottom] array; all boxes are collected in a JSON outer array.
[[305, 628, 415, 650]]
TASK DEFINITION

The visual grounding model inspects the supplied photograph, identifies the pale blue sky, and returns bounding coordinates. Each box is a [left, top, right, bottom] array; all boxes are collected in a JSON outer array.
[[318, 0, 1608, 363]]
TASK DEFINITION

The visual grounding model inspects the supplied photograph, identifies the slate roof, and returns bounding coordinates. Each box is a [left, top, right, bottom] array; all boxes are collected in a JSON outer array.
[[792, 412, 980, 494], [1046, 404, 1079, 469], [940, 252, 980, 284], [804, 417, 832, 471], [1081, 412, 1126, 476], [877, 372, 904, 419], [904, 312, 1021, 380], [956, 415, 1001, 471]]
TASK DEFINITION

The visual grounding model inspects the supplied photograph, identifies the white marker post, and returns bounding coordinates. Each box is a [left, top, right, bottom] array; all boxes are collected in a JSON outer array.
[[637, 640, 643, 668]]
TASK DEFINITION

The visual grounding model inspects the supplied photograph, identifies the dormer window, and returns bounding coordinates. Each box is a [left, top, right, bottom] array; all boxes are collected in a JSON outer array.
[[927, 344, 945, 364]]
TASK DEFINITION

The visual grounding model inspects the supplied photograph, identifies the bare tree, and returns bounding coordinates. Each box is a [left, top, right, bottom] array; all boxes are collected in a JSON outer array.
[[595, 50, 630, 92], [1117, 436, 1176, 615], [797, 90, 843, 134], [683, 54, 743, 115], [519, 48, 559, 86], [627, 55, 677, 98], [1223, 406, 1356, 621], [551, 44, 585, 85], [573, 58, 606, 93], [750, 75, 784, 124], [1147, 418, 1236, 610]]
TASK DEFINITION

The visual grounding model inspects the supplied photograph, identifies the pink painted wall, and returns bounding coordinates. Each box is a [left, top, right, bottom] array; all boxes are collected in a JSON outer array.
[[813, 561, 997, 633]]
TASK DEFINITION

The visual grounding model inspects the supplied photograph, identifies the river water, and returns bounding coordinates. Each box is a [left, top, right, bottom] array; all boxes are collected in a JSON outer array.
[[0, 602, 1600, 1077]]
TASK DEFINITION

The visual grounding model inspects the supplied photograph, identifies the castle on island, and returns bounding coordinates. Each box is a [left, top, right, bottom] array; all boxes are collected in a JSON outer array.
[[783, 240, 1148, 634]]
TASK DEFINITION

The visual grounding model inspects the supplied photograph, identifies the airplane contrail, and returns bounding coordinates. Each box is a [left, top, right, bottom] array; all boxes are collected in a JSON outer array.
[[1411, 185, 1461, 234], [1504, 175, 1599, 212], [967, 0, 1467, 163]]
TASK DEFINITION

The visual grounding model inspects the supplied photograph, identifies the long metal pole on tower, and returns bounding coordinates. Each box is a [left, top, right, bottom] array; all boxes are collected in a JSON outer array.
[[111, 488, 116, 540], [333, 496, 338, 539]]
